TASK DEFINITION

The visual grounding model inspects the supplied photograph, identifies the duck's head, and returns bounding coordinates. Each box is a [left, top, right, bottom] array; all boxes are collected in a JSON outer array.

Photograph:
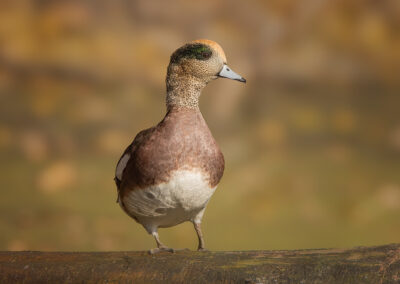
[[167, 39, 246, 85], [166, 40, 245, 109]]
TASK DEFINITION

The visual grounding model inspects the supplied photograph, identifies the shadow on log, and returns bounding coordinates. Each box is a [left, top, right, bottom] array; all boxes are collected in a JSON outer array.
[[0, 244, 399, 283]]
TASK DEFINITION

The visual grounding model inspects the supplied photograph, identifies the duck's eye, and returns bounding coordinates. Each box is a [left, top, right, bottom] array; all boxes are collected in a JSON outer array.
[[200, 51, 212, 59]]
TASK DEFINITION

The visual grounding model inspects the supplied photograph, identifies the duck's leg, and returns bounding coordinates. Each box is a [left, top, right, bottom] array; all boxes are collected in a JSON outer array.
[[149, 231, 174, 254], [193, 222, 207, 251]]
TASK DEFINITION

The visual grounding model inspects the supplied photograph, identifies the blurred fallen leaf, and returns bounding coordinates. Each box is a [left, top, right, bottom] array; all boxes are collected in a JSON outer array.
[[97, 129, 131, 155], [291, 106, 323, 133], [389, 125, 400, 151], [19, 130, 48, 162], [257, 119, 287, 146], [377, 184, 400, 210], [37, 161, 77, 193], [7, 240, 27, 251], [331, 109, 357, 134], [0, 125, 12, 149]]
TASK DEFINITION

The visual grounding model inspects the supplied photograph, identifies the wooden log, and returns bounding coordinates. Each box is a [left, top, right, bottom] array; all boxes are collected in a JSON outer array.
[[0, 244, 399, 283]]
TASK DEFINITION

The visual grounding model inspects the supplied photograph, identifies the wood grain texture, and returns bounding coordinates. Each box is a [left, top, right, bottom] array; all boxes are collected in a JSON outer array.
[[0, 244, 399, 283]]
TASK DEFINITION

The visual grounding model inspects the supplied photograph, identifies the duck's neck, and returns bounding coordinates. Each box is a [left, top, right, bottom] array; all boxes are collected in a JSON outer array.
[[166, 71, 206, 111]]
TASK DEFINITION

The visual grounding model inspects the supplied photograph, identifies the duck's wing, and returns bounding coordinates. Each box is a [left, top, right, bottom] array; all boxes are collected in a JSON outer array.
[[114, 127, 154, 202]]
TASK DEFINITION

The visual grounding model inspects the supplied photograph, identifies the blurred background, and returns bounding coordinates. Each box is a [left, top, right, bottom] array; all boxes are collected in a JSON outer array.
[[0, 0, 399, 251]]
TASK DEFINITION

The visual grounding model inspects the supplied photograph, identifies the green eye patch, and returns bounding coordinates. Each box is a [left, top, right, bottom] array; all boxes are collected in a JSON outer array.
[[170, 44, 212, 63]]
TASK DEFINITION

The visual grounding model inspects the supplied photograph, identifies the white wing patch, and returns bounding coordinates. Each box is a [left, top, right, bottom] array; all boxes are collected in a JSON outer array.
[[115, 153, 130, 180]]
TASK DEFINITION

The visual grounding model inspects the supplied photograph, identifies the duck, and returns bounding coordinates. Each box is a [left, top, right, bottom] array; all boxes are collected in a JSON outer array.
[[114, 39, 246, 254]]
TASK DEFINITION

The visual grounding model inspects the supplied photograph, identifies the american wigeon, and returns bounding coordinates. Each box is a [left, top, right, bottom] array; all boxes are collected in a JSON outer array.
[[115, 39, 246, 254]]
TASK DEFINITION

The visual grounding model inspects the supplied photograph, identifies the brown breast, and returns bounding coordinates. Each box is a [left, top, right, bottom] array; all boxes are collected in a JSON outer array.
[[119, 108, 225, 197]]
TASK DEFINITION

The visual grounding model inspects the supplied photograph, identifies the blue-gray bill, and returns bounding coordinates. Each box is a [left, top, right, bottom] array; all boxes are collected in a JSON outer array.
[[218, 64, 246, 83]]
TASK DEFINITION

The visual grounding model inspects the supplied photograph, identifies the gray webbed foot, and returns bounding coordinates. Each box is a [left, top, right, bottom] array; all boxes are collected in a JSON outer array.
[[150, 231, 174, 254], [149, 246, 175, 255]]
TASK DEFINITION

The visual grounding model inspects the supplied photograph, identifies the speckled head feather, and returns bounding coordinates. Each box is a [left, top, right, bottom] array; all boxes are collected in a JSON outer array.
[[166, 39, 227, 110]]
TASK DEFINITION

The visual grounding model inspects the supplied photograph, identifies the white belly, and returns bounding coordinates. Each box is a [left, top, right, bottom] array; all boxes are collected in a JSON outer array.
[[121, 169, 217, 233]]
